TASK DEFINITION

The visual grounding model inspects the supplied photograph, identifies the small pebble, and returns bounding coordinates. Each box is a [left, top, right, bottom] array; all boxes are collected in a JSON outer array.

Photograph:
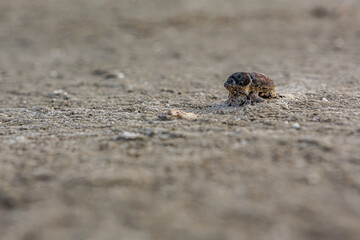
[[116, 131, 142, 141], [32, 169, 55, 181], [125, 85, 134, 93], [292, 122, 300, 129], [117, 72, 125, 79], [91, 69, 107, 76], [322, 97, 328, 102], [284, 121, 289, 125], [158, 109, 197, 120], [160, 89, 175, 93], [53, 89, 68, 96], [91, 69, 123, 79]]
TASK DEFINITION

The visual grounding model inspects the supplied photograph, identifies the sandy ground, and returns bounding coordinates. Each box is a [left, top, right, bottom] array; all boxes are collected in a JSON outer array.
[[1, 0, 360, 239]]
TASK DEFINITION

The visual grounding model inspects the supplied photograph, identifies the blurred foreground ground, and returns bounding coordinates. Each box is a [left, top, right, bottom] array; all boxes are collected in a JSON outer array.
[[0, 0, 360, 239]]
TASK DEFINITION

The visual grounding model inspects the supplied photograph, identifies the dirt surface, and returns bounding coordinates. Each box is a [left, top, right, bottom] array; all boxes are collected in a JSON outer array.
[[1, 0, 360, 239]]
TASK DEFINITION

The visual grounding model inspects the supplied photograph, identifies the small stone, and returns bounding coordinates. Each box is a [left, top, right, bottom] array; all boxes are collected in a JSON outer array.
[[116, 131, 143, 141], [322, 97, 328, 102], [53, 89, 68, 96], [284, 121, 289, 125], [51, 89, 69, 100], [311, 6, 332, 18], [160, 89, 175, 93], [91, 69, 121, 79], [103, 73, 117, 79], [158, 109, 197, 120], [125, 85, 134, 93], [117, 72, 125, 79], [292, 122, 300, 129], [91, 69, 108, 76], [32, 169, 55, 181]]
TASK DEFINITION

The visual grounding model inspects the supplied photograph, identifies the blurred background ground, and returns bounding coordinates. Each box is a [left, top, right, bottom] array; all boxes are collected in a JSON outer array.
[[0, 0, 360, 239]]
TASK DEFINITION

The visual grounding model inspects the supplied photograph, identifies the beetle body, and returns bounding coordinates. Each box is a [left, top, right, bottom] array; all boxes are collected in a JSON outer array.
[[224, 72, 278, 106]]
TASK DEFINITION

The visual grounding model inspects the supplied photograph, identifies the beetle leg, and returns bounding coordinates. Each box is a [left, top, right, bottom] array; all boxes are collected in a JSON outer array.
[[224, 98, 231, 106], [274, 92, 284, 98], [249, 92, 264, 103]]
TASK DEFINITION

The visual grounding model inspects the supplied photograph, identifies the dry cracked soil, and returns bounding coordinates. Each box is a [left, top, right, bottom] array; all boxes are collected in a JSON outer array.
[[1, 0, 360, 240]]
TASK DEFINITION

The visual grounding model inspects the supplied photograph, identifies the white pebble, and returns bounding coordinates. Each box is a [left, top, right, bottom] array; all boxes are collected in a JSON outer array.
[[53, 89, 68, 96], [125, 85, 134, 92], [292, 122, 300, 129], [284, 121, 289, 125], [117, 72, 125, 79], [117, 131, 142, 140], [322, 97, 328, 102]]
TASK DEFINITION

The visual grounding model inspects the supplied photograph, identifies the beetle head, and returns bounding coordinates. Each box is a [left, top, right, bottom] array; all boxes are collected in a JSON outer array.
[[224, 72, 251, 90]]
